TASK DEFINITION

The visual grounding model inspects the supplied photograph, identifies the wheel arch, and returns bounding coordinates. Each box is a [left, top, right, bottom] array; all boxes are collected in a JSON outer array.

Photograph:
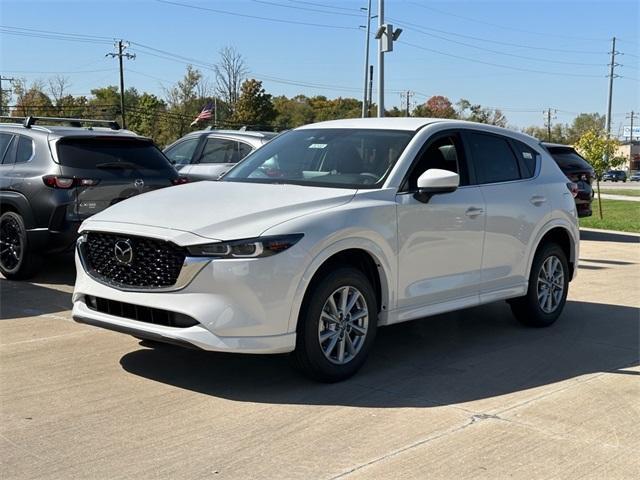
[[0, 191, 36, 229], [288, 239, 394, 333], [528, 221, 578, 281]]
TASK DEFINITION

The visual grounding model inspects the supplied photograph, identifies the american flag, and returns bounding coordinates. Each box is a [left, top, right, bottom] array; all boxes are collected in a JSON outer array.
[[190, 102, 214, 126]]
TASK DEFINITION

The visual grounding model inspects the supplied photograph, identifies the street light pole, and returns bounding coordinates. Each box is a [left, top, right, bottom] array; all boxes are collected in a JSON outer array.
[[376, 0, 384, 117], [361, 0, 372, 118]]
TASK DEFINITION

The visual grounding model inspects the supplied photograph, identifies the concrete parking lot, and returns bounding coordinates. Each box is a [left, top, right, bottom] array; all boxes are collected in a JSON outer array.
[[1, 230, 639, 479]]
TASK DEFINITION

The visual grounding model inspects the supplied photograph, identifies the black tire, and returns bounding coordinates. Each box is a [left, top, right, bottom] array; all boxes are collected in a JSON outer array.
[[291, 267, 378, 382], [0, 211, 42, 280], [510, 242, 569, 327]]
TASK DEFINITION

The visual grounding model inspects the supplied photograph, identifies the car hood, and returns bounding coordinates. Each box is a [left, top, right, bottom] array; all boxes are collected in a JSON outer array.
[[81, 181, 357, 242]]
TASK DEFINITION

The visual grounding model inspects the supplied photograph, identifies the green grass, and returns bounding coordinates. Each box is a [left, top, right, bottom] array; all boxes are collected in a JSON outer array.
[[580, 199, 640, 233], [599, 188, 640, 197]]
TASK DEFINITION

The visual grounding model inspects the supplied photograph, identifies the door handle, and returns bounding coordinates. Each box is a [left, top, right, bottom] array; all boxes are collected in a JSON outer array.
[[530, 195, 546, 206], [465, 207, 484, 218]]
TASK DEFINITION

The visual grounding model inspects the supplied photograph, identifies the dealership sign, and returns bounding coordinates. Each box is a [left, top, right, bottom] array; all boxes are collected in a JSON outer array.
[[623, 125, 640, 138]]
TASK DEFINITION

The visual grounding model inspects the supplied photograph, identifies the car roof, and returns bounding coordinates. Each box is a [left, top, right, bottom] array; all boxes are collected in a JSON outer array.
[[295, 117, 540, 144], [188, 128, 278, 140], [0, 123, 142, 140]]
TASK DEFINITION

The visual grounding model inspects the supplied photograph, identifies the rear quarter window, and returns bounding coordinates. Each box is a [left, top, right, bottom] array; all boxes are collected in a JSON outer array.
[[15, 135, 34, 163], [56, 137, 173, 170]]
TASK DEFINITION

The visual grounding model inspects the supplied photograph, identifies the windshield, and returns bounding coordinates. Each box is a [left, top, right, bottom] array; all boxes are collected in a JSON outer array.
[[223, 128, 414, 188]]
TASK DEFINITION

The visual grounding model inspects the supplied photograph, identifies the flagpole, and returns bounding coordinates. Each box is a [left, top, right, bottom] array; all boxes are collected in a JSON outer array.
[[214, 97, 217, 128]]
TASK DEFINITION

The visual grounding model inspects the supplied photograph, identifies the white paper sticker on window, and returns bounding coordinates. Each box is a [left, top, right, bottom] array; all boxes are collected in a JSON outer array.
[[308, 143, 327, 149], [523, 152, 533, 159]]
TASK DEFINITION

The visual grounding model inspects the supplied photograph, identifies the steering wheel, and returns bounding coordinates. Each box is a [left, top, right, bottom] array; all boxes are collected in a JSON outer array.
[[359, 172, 379, 184]]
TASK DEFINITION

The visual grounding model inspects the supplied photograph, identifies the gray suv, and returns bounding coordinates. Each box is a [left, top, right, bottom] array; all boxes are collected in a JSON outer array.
[[163, 128, 278, 181], [0, 116, 182, 279]]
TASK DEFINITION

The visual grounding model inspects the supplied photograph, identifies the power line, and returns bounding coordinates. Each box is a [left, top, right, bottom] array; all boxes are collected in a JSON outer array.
[[251, 0, 361, 17], [407, 2, 609, 43], [155, 0, 360, 31], [398, 40, 604, 79], [389, 22, 605, 67], [288, 0, 362, 13], [385, 17, 605, 55]]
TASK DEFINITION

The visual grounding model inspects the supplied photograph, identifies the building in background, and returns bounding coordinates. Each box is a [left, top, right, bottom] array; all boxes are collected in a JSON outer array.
[[615, 141, 640, 172]]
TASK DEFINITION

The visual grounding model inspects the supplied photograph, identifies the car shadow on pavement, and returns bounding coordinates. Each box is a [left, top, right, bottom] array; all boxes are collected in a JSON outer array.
[[580, 229, 640, 244], [119, 300, 639, 408], [0, 254, 75, 320]]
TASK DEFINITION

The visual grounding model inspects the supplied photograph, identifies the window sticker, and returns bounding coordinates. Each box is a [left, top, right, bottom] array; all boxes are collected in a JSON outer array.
[[522, 152, 533, 159], [308, 143, 327, 149]]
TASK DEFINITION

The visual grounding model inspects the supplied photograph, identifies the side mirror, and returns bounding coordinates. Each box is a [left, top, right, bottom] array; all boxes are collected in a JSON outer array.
[[414, 168, 459, 203]]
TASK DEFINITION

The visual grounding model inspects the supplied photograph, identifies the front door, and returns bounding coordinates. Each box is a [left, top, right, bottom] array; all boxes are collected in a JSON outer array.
[[395, 131, 485, 322]]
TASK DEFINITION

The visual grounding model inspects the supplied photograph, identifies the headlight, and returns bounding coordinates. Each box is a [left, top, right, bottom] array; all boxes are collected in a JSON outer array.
[[186, 234, 304, 258]]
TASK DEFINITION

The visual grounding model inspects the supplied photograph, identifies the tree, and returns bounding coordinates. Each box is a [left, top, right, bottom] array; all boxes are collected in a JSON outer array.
[[214, 46, 247, 117], [165, 66, 210, 138], [567, 113, 605, 144], [12, 79, 54, 117], [575, 130, 625, 218], [523, 124, 569, 144], [455, 98, 507, 127], [413, 95, 457, 118], [128, 93, 168, 143], [48, 75, 72, 110], [231, 79, 275, 128]]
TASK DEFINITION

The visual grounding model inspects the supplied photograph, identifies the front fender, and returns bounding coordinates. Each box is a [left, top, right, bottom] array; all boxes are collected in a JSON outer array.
[[287, 235, 396, 333]]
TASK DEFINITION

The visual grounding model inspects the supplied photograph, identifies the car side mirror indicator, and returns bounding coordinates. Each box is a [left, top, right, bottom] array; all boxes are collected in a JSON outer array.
[[414, 169, 459, 203]]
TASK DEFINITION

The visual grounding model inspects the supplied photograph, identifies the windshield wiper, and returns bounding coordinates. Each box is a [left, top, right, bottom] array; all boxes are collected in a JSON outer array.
[[96, 161, 139, 170]]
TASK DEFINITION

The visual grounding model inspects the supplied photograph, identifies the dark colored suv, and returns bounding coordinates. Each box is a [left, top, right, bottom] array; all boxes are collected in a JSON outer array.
[[0, 116, 182, 279], [602, 170, 627, 182], [542, 143, 594, 218]]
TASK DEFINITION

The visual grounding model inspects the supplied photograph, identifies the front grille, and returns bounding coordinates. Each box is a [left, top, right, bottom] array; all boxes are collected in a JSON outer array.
[[81, 232, 186, 288], [85, 295, 198, 328]]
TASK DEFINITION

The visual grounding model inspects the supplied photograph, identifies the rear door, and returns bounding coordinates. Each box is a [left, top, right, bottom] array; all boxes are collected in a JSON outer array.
[[188, 136, 254, 181], [0, 133, 16, 190], [462, 130, 550, 301], [56, 136, 178, 219]]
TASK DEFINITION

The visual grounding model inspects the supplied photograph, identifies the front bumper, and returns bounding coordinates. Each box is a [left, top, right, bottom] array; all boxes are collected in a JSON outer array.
[[72, 245, 307, 354]]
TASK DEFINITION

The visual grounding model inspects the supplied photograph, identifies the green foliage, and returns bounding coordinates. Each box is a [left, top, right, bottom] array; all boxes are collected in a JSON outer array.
[[231, 79, 275, 128], [575, 129, 625, 219]]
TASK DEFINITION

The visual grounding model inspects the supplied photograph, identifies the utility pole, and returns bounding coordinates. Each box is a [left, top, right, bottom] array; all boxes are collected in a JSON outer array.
[[543, 108, 557, 142], [0, 76, 17, 116], [361, 0, 372, 118], [400, 90, 414, 117], [625, 111, 638, 142], [106, 40, 135, 129], [367, 65, 374, 117], [605, 37, 620, 137]]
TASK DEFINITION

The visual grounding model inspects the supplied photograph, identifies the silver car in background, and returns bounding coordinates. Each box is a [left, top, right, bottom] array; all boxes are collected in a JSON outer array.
[[163, 128, 278, 181]]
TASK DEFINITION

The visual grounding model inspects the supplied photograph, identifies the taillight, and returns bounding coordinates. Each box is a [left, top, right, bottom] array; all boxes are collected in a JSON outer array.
[[42, 176, 99, 189], [171, 176, 190, 185], [566, 182, 578, 198]]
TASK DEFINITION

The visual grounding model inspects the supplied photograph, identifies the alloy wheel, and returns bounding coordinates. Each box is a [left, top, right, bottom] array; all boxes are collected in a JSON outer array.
[[318, 286, 369, 365], [0, 215, 23, 271], [536, 255, 565, 314]]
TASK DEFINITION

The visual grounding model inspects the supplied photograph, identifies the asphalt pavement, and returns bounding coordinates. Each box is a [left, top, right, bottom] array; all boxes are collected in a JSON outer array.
[[1, 231, 639, 479]]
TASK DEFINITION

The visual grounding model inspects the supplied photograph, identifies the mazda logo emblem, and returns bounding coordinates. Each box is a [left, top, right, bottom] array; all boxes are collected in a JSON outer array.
[[114, 240, 133, 265], [134, 179, 144, 189]]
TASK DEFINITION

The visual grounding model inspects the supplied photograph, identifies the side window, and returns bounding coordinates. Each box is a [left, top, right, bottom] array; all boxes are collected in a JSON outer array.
[[0, 134, 14, 164], [238, 142, 253, 160], [510, 139, 539, 178], [466, 132, 520, 184], [199, 138, 240, 164], [164, 138, 199, 165], [404, 133, 467, 191], [15, 136, 34, 164]]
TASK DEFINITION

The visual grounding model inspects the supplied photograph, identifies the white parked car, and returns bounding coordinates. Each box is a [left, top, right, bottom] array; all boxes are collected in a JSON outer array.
[[72, 118, 579, 382]]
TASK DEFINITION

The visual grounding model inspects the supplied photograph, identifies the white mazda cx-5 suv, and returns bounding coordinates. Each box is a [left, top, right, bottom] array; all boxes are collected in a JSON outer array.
[[72, 118, 579, 382]]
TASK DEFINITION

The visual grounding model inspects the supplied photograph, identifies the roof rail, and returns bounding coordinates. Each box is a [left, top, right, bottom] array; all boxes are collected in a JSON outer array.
[[0, 116, 120, 130]]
